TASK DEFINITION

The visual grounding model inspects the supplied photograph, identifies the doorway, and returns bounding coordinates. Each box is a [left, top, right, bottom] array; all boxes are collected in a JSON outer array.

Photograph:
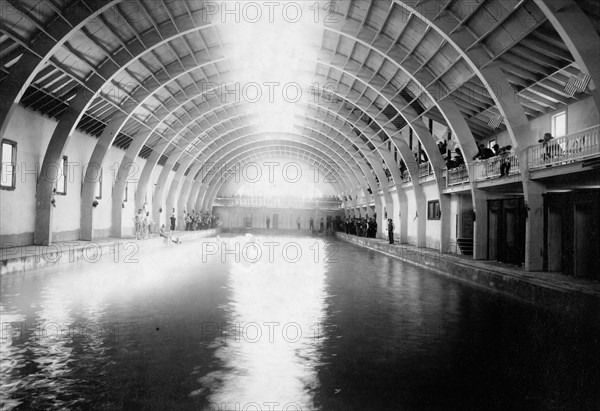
[[574, 203, 596, 278], [488, 198, 526, 266], [544, 191, 600, 279]]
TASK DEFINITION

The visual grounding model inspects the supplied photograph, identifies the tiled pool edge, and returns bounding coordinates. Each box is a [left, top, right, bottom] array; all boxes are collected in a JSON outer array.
[[1, 229, 221, 276], [336, 233, 600, 326]]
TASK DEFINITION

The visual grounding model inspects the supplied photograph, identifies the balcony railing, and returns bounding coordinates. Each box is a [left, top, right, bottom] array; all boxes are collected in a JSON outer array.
[[214, 198, 342, 209], [418, 162, 435, 180], [472, 152, 520, 181], [446, 166, 470, 187], [528, 125, 600, 169]]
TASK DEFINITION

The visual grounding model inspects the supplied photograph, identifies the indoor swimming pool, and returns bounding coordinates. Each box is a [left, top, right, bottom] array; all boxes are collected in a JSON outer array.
[[1, 236, 598, 410]]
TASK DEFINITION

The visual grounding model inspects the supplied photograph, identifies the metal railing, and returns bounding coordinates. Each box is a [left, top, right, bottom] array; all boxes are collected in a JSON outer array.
[[528, 125, 600, 169]]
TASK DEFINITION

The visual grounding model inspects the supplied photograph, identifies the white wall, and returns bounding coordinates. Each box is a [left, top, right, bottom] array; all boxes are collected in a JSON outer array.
[[1, 106, 48, 244], [423, 182, 441, 249], [214, 206, 342, 230], [404, 187, 418, 245], [0, 106, 179, 246]]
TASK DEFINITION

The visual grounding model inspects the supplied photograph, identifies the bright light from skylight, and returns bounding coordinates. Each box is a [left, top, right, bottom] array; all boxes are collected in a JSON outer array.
[[218, 2, 327, 134]]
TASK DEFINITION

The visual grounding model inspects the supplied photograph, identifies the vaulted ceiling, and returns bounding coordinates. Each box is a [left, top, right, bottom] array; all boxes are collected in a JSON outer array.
[[0, 0, 598, 195]]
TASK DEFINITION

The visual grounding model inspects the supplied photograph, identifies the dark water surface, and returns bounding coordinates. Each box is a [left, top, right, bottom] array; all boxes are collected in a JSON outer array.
[[1, 236, 598, 410]]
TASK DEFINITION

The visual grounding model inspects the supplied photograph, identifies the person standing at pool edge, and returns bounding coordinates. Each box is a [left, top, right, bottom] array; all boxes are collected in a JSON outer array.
[[170, 213, 176, 231], [387, 219, 394, 244], [134, 209, 143, 240]]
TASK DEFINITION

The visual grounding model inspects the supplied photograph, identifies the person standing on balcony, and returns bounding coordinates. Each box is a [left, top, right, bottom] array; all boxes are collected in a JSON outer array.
[[539, 133, 563, 160], [494, 144, 513, 176], [266, 216, 270, 229], [473, 144, 495, 160], [297, 217, 301, 230]]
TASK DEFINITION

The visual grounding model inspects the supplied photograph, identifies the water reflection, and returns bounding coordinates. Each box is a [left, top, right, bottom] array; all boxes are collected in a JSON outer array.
[[1, 237, 598, 410], [0, 243, 226, 410], [198, 236, 328, 409], [0, 303, 26, 410]]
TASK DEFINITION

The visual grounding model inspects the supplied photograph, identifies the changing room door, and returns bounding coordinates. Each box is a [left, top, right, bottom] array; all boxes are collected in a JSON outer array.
[[574, 203, 597, 279]]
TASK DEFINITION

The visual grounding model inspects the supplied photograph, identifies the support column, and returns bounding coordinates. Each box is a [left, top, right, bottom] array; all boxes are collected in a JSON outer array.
[[414, 189, 427, 248], [440, 193, 452, 253], [177, 178, 193, 217], [194, 183, 209, 212], [34, 90, 87, 245], [524, 181, 546, 271], [187, 180, 203, 213], [80, 161, 103, 241], [472, 188, 489, 261]]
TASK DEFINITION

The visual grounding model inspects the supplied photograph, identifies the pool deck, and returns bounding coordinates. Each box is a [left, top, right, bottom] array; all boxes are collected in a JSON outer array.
[[0, 229, 220, 276], [336, 233, 600, 324]]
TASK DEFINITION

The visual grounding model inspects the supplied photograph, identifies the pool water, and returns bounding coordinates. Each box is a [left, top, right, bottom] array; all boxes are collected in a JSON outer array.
[[1, 236, 598, 410]]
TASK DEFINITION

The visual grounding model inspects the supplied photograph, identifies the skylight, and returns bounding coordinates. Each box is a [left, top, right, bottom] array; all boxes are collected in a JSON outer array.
[[218, 2, 327, 134]]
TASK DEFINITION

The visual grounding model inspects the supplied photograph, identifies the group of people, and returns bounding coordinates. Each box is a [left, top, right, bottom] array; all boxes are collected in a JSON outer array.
[[370, 132, 566, 187], [158, 224, 182, 245], [133, 208, 219, 244], [336, 216, 396, 244], [472, 143, 514, 176], [308, 217, 326, 232], [337, 216, 379, 239], [133, 209, 155, 240], [183, 211, 219, 231]]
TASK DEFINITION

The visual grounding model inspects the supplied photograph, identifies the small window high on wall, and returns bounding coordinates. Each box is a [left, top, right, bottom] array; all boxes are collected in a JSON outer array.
[[55, 156, 68, 195], [552, 111, 567, 137], [1, 139, 17, 190]]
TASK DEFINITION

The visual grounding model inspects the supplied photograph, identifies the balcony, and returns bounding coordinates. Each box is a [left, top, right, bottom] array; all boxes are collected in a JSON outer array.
[[528, 125, 600, 170], [418, 162, 434, 178], [214, 197, 342, 209], [446, 166, 470, 187], [472, 152, 520, 182]]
